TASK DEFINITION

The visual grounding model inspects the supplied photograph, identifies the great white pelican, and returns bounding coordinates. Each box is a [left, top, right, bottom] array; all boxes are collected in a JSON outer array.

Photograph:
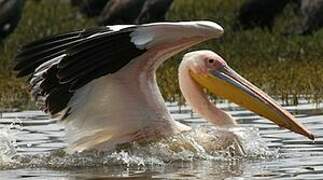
[[14, 21, 314, 152]]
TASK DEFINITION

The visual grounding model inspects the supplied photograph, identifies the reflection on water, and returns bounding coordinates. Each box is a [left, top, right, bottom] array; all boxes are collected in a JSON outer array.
[[0, 100, 322, 179]]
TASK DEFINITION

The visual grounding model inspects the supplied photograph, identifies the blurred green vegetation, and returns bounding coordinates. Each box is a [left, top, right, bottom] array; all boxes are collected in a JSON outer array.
[[159, 0, 323, 105], [0, 0, 322, 109]]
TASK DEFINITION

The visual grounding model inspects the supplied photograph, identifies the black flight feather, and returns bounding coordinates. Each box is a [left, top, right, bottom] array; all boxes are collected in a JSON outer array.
[[14, 25, 147, 119]]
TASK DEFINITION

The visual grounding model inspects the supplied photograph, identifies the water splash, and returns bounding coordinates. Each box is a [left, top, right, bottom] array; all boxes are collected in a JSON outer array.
[[0, 126, 278, 169], [0, 122, 21, 166]]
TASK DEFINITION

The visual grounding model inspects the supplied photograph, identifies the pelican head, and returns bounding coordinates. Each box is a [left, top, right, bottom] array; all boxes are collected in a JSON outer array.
[[179, 50, 314, 140]]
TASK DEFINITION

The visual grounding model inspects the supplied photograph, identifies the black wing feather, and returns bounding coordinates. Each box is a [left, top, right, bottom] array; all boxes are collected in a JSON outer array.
[[14, 26, 147, 119], [14, 27, 110, 77], [57, 31, 136, 83]]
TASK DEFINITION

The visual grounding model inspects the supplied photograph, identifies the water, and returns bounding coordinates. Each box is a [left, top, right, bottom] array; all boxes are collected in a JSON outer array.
[[0, 100, 322, 179]]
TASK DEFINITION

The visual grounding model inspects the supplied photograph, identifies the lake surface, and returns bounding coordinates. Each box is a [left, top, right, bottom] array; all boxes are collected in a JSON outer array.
[[0, 100, 322, 179]]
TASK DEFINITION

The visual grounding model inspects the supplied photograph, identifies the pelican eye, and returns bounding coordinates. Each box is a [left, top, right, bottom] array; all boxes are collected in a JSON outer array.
[[208, 59, 215, 64]]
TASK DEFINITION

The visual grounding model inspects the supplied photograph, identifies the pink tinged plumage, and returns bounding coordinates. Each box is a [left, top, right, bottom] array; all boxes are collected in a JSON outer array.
[[179, 51, 237, 127], [62, 21, 225, 152]]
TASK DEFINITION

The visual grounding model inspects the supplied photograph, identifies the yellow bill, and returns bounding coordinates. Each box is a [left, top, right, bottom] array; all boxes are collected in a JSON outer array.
[[190, 66, 314, 140]]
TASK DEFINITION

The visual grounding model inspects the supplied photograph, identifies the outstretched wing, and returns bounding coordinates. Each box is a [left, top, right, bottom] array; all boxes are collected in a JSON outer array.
[[14, 25, 146, 118], [14, 21, 223, 123]]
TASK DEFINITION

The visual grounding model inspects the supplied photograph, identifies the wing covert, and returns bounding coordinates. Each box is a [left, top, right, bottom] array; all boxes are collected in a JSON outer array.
[[14, 26, 147, 118]]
